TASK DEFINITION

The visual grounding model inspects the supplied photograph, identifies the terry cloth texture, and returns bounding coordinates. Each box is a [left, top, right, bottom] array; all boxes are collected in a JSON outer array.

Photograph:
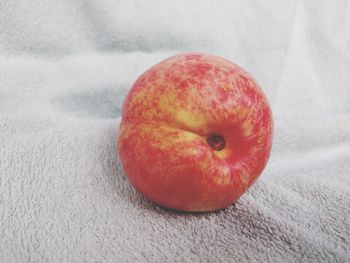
[[0, 1, 349, 262]]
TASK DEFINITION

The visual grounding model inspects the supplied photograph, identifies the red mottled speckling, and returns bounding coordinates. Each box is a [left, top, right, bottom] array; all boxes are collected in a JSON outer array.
[[117, 53, 273, 212]]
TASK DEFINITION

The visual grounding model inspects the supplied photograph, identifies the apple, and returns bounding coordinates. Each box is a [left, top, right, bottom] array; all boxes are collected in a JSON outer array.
[[117, 53, 273, 212]]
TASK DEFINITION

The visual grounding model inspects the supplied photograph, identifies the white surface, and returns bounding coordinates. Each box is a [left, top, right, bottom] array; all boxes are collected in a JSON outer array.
[[0, 1, 349, 262]]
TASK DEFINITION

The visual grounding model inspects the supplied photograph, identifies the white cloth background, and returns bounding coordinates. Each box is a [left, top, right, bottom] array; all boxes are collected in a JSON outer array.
[[0, 1, 349, 262]]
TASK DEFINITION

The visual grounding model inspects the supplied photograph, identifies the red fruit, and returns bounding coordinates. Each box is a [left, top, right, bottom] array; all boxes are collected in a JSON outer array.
[[117, 53, 273, 212]]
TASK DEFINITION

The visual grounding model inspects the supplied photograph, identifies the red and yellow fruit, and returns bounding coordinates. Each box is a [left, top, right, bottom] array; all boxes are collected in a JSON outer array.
[[117, 53, 273, 212]]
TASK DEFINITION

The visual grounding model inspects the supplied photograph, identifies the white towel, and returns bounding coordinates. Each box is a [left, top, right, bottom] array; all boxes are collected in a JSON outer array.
[[0, 1, 349, 262]]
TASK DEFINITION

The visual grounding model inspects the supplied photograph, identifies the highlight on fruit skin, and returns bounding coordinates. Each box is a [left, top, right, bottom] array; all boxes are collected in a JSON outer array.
[[117, 52, 273, 212]]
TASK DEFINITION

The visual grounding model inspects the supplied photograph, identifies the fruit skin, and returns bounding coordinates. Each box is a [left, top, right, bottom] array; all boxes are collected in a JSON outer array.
[[117, 53, 273, 212]]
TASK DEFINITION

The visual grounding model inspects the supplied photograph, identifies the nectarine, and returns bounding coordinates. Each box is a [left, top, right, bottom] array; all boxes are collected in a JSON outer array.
[[117, 53, 273, 212]]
